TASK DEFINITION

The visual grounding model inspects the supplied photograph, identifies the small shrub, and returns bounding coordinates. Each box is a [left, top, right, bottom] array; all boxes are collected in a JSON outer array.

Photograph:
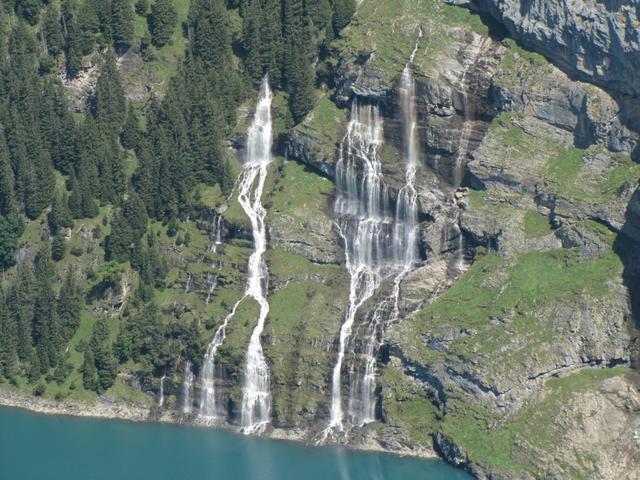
[[33, 383, 47, 397]]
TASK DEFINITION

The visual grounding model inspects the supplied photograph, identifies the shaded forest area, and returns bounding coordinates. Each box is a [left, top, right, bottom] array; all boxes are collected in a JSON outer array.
[[0, 0, 354, 395]]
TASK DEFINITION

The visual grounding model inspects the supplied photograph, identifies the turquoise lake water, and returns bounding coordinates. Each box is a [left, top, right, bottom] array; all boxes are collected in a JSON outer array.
[[0, 406, 471, 480]]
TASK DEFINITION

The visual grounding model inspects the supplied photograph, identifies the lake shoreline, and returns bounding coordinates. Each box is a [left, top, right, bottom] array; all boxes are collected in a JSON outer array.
[[0, 385, 440, 462]]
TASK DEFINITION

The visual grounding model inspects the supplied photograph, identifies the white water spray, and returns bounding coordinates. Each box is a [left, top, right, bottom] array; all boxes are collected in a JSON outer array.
[[238, 77, 274, 433], [158, 374, 166, 408], [199, 77, 274, 427], [182, 361, 195, 415], [323, 100, 389, 438], [199, 299, 243, 418], [322, 34, 423, 439], [205, 273, 218, 304], [210, 214, 223, 254], [349, 34, 423, 427]]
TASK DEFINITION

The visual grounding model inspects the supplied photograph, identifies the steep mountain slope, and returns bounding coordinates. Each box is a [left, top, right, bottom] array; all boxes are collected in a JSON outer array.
[[288, 0, 640, 477], [0, 1, 639, 478]]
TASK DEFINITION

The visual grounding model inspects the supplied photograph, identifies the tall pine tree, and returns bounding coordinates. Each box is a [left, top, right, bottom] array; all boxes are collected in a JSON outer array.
[[149, 0, 177, 47], [110, 0, 134, 51]]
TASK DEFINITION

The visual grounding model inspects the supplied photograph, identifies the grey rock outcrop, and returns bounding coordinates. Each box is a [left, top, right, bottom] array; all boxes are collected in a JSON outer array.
[[455, 0, 640, 105]]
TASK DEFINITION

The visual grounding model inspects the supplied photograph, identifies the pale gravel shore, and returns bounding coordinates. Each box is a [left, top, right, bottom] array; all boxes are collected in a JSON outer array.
[[0, 385, 438, 461], [0, 386, 439, 459]]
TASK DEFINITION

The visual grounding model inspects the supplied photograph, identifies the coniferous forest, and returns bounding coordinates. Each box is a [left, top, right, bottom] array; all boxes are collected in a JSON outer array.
[[2, 0, 640, 476], [0, 0, 355, 395]]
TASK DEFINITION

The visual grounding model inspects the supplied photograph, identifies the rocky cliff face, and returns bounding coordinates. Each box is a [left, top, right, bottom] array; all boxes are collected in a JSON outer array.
[[286, 1, 640, 477], [448, 0, 640, 133], [51, 1, 640, 478]]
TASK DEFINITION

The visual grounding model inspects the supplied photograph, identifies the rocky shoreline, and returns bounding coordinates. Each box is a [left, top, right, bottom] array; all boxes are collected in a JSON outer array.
[[0, 386, 440, 462]]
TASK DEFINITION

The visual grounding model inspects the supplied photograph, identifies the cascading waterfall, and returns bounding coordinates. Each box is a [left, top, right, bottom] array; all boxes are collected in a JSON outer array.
[[453, 213, 466, 272], [199, 299, 243, 418], [198, 77, 274, 429], [322, 35, 423, 438], [210, 213, 223, 254], [349, 37, 422, 426], [184, 273, 192, 294], [158, 374, 166, 408], [323, 99, 390, 437], [393, 35, 421, 269], [453, 88, 472, 188], [182, 361, 195, 415], [205, 273, 218, 304], [452, 36, 492, 187], [348, 36, 422, 427], [238, 77, 274, 433]]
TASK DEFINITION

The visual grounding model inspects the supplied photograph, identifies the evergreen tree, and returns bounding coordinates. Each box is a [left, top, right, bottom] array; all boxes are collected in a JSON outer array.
[[189, 0, 232, 69], [11, 263, 35, 362], [0, 212, 24, 269], [110, 0, 134, 51], [48, 193, 74, 234], [0, 132, 15, 215], [0, 301, 18, 379], [49, 108, 80, 175], [121, 104, 143, 152], [105, 191, 148, 262], [282, 0, 305, 80], [260, 0, 283, 82], [305, 0, 331, 31], [43, 3, 64, 56], [95, 345, 117, 391], [282, 0, 316, 122], [82, 350, 98, 391], [122, 190, 148, 236], [58, 269, 83, 343], [67, 174, 83, 218], [64, 32, 84, 78], [113, 325, 132, 362], [51, 235, 66, 261], [95, 135, 125, 203], [241, 0, 263, 85], [32, 245, 61, 372], [0, 132, 23, 259], [288, 56, 315, 122], [135, 0, 149, 15], [24, 149, 55, 219], [77, 0, 101, 53], [332, 0, 355, 34], [149, 0, 177, 48], [16, 0, 43, 25], [241, 0, 284, 84], [89, 317, 118, 392], [93, 51, 127, 132], [133, 143, 160, 217]]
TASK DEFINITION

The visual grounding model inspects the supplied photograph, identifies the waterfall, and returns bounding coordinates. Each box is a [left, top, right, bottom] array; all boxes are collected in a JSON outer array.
[[215, 215, 222, 246], [440, 215, 466, 272], [453, 89, 472, 187], [210, 213, 223, 254], [182, 361, 195, 415], [454, 213, 466, 272], [199, 299, 243, 418], [199, 77, 274, 427], [184, 273, 192, 294], [205, 273, 218, 304], [452, 36, 492, 187], [158, 374, 166, 408], [393, 39, 421, 269], [239, 76, 274, 434], [322, 34, 423, 438], [324, 99, 390, 437]]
